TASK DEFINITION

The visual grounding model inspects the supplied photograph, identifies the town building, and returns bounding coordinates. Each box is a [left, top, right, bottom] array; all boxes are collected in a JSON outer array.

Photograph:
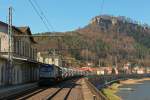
[[100, 67, 113, 75], [122, 62, 131, 74], [132, 66, 146, 74], [79, 66, 118, 75], [37, 51, 62, 66], [145, 67, 150, 74], [0, 21, 39, 86]]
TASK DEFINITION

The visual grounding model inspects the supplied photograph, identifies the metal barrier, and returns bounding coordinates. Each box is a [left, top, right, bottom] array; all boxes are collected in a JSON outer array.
[[85, 74, 150, 100], [84, 78, 108, 100]]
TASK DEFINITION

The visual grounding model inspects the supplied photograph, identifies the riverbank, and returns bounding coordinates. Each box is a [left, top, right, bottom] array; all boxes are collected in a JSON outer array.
[[101, 77, 150, 100], [120, 77, 150, 85], [101, 83, 122, 100]]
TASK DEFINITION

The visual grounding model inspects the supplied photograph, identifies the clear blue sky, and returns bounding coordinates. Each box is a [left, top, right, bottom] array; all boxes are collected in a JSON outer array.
[[0, 0, 149, 33]]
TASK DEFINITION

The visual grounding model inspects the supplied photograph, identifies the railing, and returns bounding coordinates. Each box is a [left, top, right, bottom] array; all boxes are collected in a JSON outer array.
[[84, 78, 108, 100], [85, 74, 150, 100]]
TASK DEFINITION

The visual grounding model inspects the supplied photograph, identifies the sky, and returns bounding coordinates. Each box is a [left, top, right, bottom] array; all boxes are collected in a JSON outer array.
[[0, 0, 149, 33]]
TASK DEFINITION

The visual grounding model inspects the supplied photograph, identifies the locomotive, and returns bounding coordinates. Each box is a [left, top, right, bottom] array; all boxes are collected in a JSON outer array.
[[39, 64, 85, 86]]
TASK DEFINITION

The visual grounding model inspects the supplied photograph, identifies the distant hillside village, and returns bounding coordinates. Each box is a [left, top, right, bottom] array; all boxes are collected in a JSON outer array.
[[0, 15, 150, 87]]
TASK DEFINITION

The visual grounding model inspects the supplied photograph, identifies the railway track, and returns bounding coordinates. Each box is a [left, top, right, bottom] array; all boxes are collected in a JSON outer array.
[[11, 78, 83, 100], [1, 86, 39, 100], [43, 78, 82, 100], [16, 87, 48, 100], [46, 80, 76, 100]]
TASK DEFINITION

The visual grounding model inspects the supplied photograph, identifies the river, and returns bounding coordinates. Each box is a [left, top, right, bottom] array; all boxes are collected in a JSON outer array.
[[117, 80, 150, 100]]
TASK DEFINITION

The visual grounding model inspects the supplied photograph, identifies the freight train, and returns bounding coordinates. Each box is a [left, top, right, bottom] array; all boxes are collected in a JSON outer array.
[[39, 64, 86, 86]]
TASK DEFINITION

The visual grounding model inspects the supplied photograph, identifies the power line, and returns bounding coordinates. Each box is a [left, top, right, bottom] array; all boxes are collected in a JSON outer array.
[[32, 0, 55, 32], [13, 34, 64, 37], [100, 0, 105, 15], [28, 0, 50, 31]]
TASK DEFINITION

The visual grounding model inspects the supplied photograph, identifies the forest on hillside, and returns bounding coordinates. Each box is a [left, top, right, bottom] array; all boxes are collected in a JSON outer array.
[[34, 15, 150, 67]]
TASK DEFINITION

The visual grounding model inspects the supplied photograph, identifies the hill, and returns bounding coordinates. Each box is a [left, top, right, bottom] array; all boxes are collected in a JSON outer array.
[[34, 15, 150, 67]]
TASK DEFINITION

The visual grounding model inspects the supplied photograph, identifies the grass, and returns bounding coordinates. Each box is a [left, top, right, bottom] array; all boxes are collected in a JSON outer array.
[[101, 83, 122, 100]]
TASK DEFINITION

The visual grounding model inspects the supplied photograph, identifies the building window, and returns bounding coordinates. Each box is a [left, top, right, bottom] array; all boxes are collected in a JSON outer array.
[[14, 39, 16, 53], [22, 41, 24, 56], [18, 40, 21, 56], [28, 45, 30, 58], [29, 46, 32, 58], [31, 48, 33, 59], [26, 43, 28, 57], [20, 40, 23, 56], [43, 57, 45, 63], [24, 43, 26, 56], [52, 57, 54, 62], [25, 43, 28, 57], [32, 48, 37, 60], [33, 48, 35, 59], [32, 48, 33, 59], [0, 37, 1, 52], [15, 40, 17, 54], [35, 48, 37, 60], [17, 40, 19, 55]]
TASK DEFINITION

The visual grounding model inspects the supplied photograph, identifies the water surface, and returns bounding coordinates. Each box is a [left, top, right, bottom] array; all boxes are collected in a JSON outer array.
[[117, 80, 150, 100]]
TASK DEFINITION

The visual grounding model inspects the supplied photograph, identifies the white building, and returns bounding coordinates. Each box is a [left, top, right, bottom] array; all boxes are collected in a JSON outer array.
[[37, 51, 62, 66]]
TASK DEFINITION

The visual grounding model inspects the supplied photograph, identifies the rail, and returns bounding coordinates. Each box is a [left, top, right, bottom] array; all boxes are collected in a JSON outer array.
[[0, 83, 38, 99], [45, 79, 77, 100], [15, 88, 48, 100]]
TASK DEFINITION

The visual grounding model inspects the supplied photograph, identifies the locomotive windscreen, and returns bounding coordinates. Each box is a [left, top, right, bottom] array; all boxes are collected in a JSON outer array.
[[40, 64, 54, 72], [39, 64, 54, 78]]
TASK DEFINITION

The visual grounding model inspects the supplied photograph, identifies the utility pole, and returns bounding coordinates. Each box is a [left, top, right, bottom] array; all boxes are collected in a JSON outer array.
[[115, 28, 119, 68], [99, 59, 101, 67], [8, 6, 13, 85], [57, 37, 63, 67], [53, 49, 56, 65], [86, 48, 89, 65], [47, 36, 64, 67]]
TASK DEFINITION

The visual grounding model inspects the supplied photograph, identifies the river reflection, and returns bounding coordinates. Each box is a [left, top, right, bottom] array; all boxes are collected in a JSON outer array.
[[117, 80, 150, 100]]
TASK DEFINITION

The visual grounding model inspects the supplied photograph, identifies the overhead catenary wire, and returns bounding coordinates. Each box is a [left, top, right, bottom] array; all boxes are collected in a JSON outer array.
[[98, 0, 105, 67], [100, 0, 105, 15], [13, 34, 64, 37], [32, 0, 55, 32], [28, 0, 50, 32]]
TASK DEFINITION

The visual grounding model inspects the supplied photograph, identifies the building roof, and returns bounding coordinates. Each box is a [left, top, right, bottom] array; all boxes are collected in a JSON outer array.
[[0, 54, 39, 64], [17, 26, 36, 43], [38, 51, 59, 58], [17, 27, 29, 33], [0, 21, 36, 43]]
